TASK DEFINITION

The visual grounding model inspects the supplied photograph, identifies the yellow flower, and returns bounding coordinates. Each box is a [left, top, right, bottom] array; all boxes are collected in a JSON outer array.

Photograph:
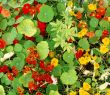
[[51, 58, 58, 67], [68, 1, 73, 7], [94, 63, 100, 70], [100, 44, 109, 54], [95, 93, 100, 95], [102, 37, 110, 45], [108, 17, 110, 22], [69, 91, 77, 95], [79, 88, 90, 95], [49, 51, 55, 58], [78, 28, 88, 38], [92, 56, 97, 60], [85, 56, 91, 62], [88, 4, 97, 11], [83, 82, 91, 91], [107, 89, 110, 95], [78, 57, 88, 65], [69, 10, 76, 16]]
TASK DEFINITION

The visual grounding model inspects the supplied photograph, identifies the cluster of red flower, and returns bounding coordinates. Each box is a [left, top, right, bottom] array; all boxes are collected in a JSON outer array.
[[0, 65, 19, 81]]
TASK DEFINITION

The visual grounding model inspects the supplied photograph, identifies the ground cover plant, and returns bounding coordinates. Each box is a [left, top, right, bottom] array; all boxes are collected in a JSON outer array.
[[0, 0, 110, 95]]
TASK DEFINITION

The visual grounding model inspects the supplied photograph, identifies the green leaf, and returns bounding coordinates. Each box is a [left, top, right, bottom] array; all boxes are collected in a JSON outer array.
[[8, 0, 21, 8], [99, 20, 110, 30], [23, 40, 35, 49], [0, 85, 5, 95], [90, 17, 99, 29], [95, 30, 102, 37], [60, 69, 78, 85], [78, 38, 90, 50], [6, 46, 14, 52], [12, 78, 22, 90], [0, 73, 4, 78], [89, 37, 99, 44], [63, 51, 74, 64], [57, 3, 66, 13], [37, 0, 47, 3], [85, 78, 91, 84], [1, 74, 12, 85], [49, 90, 60, 95], [19, 72, 33, 87], [46, 84, 58, 95], [36, 41, 49, 59], [17, 19, 37, 37], [11, 57, 25, 71], [14, 44, 23, 52], [106, 7, 110, 16], [15, 16, 24, 24], [7, 90, 17, 95], [35, 35, 43, 42], [8, 18, 15, 26], [37, 5, 54, 22], [52, 65, 62, 77], [0, 19, 8, 30]]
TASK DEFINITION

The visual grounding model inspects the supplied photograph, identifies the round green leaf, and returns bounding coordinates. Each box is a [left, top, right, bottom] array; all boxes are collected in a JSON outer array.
[[95, 30, 102, 37], [63, 51, 74, 64], [6, 46, 14, 52], [89, 17, 99, 29], [57, 3, 66, 13], [36, 41, 49, 59], [78, 38, 90, 50], [37, 5, 54, 22], [60, 69, 78, 85], [14, 44, 23, 52], [0, 19, 8, 30], [17, 19, 37, 37]]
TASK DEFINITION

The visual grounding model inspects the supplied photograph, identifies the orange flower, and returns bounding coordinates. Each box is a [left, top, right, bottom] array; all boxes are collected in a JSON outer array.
[[1, 9, 10, 17], [86, 32, 95, 38], [76, 11, 82, 19]]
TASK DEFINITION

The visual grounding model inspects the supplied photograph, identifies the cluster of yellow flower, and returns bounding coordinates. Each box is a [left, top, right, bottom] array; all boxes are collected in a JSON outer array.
[[100, 37, 110, 54], [88, 4, 97, 11], [78, 50, 100, 69]]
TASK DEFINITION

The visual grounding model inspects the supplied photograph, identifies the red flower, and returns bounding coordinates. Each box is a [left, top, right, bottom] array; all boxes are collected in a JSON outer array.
[[36, 92, 42, 95], [22, 3, 31, 14], [29, 6, 36, 15], [0, 6, 3, 13], [28, 81, 38, 92], [7, 72, 14, 81], [0, 39, 6, 49], [95, 13, 102, 19], [15, 15, 21, 20], [39, 60, 45, 69], [102, 30, 109, 38], [35, 4, 42, 13], [96, 7, 106, 16], [37, 20, 46, 36], [26, 56, 37, 65], [13, 39, 19, 45], [12, 66, 19, 77], [0, 65, 9, 73], [43, 74, 53, 83], [75, 50, 83, 59]]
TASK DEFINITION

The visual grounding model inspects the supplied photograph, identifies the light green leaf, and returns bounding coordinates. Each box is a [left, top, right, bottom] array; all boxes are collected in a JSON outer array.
[[60, 69, 78, 85], [49, 90, 60, 95], [37, 0, 47, 3], [14, 44, 23, 52], [0, 19, 8, 30], [17, 19, 37, 37], [90, 17, 99, 29], [36, 41, 49, 59], [0, 85, 5, 95]]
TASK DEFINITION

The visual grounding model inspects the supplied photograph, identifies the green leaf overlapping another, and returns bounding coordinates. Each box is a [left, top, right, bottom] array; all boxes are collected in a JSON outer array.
[[60, 69, 78, 85], [37, 5, 54, 22], [17, 19, 37, 37], [36, 41, 49, 60]]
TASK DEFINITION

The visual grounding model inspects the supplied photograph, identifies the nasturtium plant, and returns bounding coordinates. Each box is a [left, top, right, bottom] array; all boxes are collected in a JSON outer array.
[[37, 5, 54, 22], [36, 41, 49, 60], [78, 38, 90, 50], [17, 19, 37, 37], [49, 90, 60, 95], [60, 69, 78, 85]]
